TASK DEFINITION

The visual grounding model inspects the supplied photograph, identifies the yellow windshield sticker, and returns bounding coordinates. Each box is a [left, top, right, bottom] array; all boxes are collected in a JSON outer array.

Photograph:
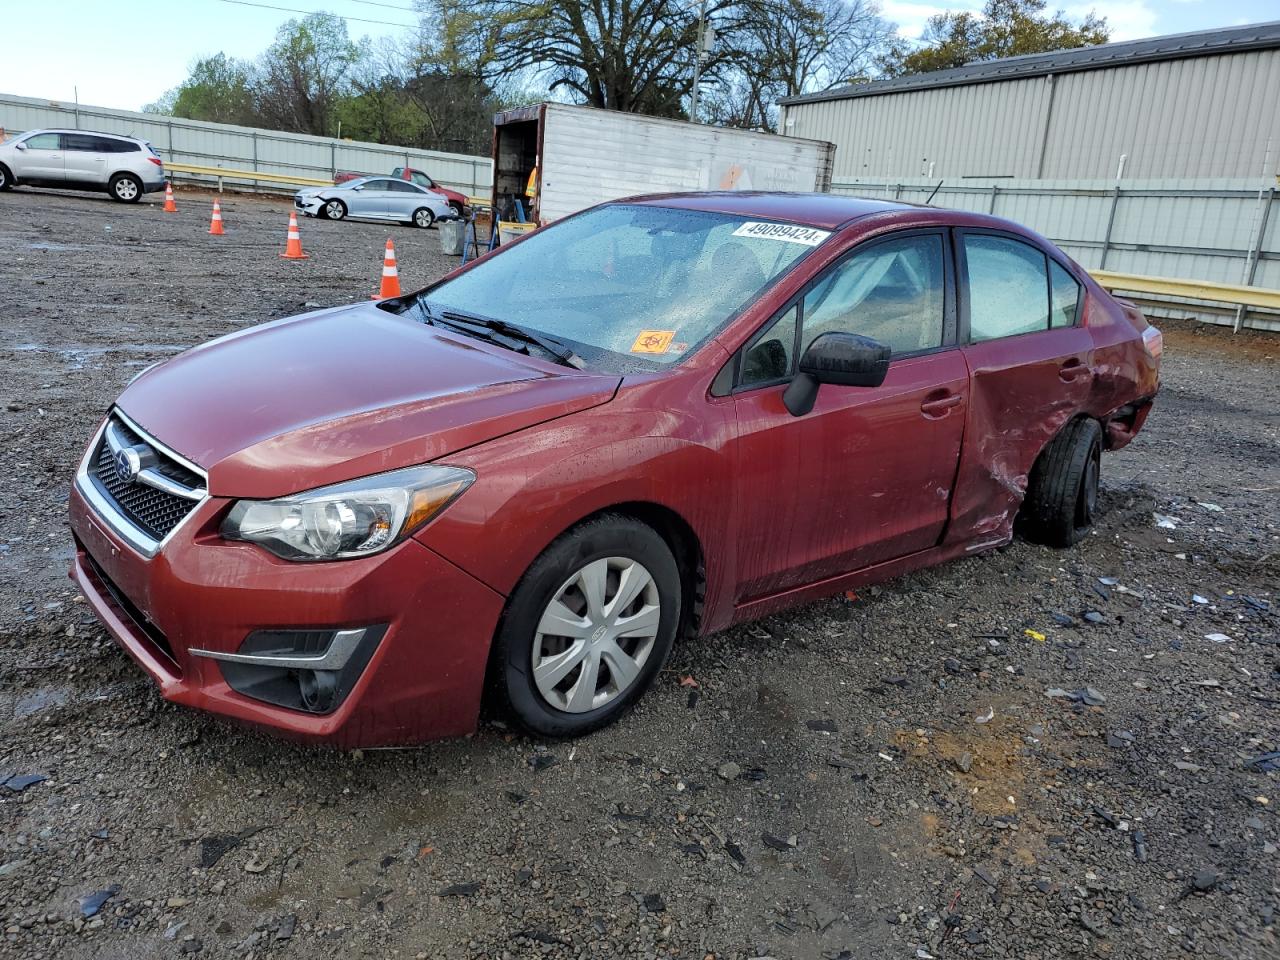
[[631, 330, 676, 354]]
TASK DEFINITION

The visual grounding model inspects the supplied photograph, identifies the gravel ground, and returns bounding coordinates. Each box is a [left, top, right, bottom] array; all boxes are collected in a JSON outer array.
[[1, 186, 1277, 960]]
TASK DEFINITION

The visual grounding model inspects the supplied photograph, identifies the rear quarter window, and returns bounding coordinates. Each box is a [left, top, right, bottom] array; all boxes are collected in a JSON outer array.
[[1050, 260, 1081, 328]]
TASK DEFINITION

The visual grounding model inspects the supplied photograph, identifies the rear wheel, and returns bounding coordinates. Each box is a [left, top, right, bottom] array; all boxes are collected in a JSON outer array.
[[492, 515, 682, 738], [109, 173, 141, 203], [413, 207, 435, 229], [322, 198, 346, 221], [1021, 418, 1102, 547], [0, 164, 12, 190]]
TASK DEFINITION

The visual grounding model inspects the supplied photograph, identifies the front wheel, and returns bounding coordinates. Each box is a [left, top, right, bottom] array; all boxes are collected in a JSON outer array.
[[0, 164, 12, 190], [321, 198, 346, 221], [413, 207, 435, 229], [109, 173, 141, 203], [1021, 417, 1102, 547], [492, 515, 682, 738]]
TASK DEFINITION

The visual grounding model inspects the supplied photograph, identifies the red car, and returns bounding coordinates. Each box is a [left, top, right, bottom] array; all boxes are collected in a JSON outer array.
[[68, 193, 1160, 747], [334, 166, 469, 216]]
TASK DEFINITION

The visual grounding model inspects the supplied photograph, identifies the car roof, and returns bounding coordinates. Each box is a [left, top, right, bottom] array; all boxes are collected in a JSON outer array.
[[28, 128, 143, 142], [624, 191, 918, 230]]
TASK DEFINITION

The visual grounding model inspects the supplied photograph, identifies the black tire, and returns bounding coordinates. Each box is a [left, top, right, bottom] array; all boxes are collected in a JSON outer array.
[[109, 173, 142, 203], [492, 514, 682, 738], [1021, 417, 1102, 547], [412, 207, 435, 229], [448, 200, 466, 219], [0, 164, 12, 191], [321, 198, 346, 221]]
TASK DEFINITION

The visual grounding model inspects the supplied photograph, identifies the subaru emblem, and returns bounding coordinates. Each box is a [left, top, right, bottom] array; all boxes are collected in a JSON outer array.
[[114, 446, 143, 484]]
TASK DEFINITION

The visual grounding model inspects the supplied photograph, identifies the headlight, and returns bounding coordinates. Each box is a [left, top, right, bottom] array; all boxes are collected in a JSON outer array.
[[221, 464, 473, 561]]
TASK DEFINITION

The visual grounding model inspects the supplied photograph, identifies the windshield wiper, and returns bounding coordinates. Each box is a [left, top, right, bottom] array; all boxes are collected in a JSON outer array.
[[417, 299, 584, 370]]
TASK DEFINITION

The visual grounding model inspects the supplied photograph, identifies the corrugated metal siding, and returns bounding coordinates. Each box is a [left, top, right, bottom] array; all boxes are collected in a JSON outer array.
[[539, 104, 835, 222], [0, 92, 491, 193], [785, 48, 1280, 181], [828, 176, 1279, 328]]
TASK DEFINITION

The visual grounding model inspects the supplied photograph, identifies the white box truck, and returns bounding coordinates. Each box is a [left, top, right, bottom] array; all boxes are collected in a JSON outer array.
[[492, 103, 836, 224]]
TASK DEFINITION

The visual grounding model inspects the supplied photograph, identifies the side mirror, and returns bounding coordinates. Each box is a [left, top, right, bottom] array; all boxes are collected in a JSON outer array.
[[14, 141, 27, 151], [352, 185, 363, 191], [782, 332, 890, 416]]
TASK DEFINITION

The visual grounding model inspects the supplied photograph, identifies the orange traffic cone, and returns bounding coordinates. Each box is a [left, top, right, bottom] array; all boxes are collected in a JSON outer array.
[[280, 210, 308, 260], [162, 182, 177, 213], [208, 198, 225, 235], [372, 238, 401, 299]]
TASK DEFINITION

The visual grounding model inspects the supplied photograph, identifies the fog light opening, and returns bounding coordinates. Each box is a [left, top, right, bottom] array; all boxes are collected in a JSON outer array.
[[298, 669, 339, 713]]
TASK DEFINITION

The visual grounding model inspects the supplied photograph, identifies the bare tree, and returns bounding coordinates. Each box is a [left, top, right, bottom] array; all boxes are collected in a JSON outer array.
[[706, 0, 895, 130], [254, 14, 364, 136]]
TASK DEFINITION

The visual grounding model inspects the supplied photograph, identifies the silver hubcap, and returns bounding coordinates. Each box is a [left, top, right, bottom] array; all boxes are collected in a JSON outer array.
[[326, 201, 343, 218], [117, 180, 137, 199], [416, 210, 430, 227], [532, 557, 660, 713]]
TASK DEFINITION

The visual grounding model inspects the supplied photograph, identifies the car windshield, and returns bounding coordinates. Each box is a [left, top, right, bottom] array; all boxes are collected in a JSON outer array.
[[423, 204, 828, 370]]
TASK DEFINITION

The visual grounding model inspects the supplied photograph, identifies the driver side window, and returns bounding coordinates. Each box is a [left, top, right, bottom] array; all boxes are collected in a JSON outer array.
[[737, 232, 947, 390], [803, 234, 945, 355]]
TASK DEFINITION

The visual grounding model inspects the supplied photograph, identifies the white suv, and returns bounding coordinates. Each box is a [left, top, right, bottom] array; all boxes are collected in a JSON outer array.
[[0, 129, 167, 203]]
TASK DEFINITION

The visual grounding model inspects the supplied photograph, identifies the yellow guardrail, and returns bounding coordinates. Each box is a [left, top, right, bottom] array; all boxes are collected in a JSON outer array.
[[167, 161, 495, 206], [1090, 270, 1280, 311], [166, 161, 332, 188]]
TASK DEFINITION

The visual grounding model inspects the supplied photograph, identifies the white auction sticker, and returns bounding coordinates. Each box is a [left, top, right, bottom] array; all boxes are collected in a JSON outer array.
[[732, 222, 831, 246]]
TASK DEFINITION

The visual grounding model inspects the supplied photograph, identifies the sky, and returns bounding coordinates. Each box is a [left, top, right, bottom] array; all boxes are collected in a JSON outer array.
[[0, 0, 1276, 113]]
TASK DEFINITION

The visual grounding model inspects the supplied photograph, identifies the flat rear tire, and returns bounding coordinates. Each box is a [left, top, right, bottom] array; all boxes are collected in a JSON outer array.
[[1021, 418, 1102, 547]]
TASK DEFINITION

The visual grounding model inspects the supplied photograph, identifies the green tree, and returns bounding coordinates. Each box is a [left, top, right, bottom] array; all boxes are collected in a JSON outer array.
[[145, 53, 256, 125], [880, 0, 1108, 76]]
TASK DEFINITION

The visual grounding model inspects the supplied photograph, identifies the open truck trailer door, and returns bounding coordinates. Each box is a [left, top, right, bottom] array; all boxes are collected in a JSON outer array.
[[491, 103, 836, 227]]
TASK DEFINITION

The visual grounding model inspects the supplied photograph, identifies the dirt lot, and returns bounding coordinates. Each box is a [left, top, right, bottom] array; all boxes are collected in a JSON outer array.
[[1, 186, 1277, 960]]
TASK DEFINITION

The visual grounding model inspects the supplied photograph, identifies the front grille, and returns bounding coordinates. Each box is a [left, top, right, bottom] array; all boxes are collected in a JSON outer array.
[[87, 416, 203, 542]]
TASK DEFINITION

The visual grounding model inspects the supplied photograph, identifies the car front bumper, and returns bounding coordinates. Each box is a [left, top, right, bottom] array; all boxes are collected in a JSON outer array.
[[294, 195, 325, 215], [68, 481, 505, 747]]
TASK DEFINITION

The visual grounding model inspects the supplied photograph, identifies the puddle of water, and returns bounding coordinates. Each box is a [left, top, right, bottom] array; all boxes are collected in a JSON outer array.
[[27, 241, 90, 252], [13, 687, 71, 718], [13, 343, 186, 354], [11, 343, 186, 371]]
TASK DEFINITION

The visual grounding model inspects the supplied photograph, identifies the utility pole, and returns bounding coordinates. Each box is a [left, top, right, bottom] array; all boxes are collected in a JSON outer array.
[[689, 0, 709, 123]]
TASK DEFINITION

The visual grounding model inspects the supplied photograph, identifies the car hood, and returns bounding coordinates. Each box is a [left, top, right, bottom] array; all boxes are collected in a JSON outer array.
[[117, 303, 621, 498]]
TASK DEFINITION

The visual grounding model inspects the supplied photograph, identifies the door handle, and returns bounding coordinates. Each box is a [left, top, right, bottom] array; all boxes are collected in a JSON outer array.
[[920, 393, 963, 417], [1059, 358, 1091, 382]]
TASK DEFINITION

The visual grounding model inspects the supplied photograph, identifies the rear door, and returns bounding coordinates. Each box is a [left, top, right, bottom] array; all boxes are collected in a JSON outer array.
[[730, 229, 968, 599], [947, 230, 1093, 547], [384, 179, 424, 219], [62, 133, 111, 185], [15, 132, 64, 181]]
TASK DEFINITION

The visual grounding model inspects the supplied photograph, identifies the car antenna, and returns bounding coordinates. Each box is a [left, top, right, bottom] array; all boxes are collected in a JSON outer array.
[[924, 180, 944, 206]]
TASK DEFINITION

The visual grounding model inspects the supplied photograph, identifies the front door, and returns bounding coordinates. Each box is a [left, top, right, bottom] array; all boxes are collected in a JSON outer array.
[[731, 230, 967, 600], [348, 179, 393, 218], [15, 132, 64, 181]]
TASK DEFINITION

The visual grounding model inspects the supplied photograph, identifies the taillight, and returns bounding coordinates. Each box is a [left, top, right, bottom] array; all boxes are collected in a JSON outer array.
[[1141, 325, 1162, 360], [148, 157, 163, 167]]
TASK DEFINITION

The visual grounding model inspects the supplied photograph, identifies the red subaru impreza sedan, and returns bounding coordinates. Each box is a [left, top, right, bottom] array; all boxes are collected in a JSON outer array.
[[68, 193, 1160, 746]]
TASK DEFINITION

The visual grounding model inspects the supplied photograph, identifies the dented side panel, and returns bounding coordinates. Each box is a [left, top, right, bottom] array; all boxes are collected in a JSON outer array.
[[947, 326, 1096, 547]]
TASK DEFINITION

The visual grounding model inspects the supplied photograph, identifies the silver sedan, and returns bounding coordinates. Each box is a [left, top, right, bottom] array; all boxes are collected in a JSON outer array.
[[294, 176, 455, 228]]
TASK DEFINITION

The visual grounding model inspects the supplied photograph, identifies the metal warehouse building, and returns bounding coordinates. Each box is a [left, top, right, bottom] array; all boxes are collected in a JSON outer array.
[[779, 21, 1280, 182], [777, 22, 1280, 329]]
